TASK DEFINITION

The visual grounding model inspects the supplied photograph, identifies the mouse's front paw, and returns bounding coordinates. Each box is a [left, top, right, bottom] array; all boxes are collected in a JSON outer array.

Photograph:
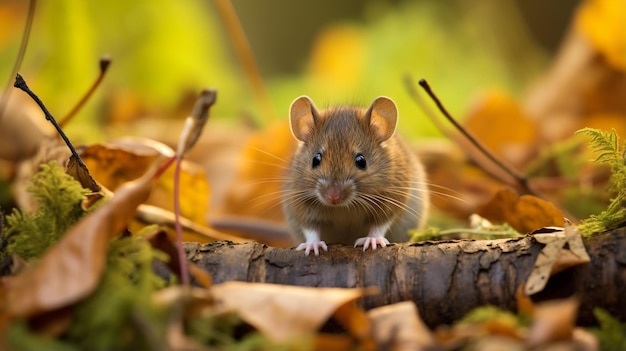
[[296, 241, 328, 256], [354, 237, 390, 251]]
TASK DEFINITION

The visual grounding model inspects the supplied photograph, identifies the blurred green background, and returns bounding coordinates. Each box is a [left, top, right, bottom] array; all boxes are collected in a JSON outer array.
[[0, 0, 578, 140]]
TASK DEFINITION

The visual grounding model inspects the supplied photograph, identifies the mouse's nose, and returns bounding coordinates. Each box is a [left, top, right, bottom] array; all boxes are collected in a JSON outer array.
[[326, 184, 342, 204]]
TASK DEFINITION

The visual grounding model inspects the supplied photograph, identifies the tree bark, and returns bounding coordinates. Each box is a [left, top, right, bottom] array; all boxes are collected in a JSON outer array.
[[184, 227, 626, 327]]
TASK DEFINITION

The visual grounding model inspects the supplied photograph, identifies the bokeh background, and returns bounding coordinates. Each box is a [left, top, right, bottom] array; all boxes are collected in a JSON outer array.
[[4, 0, 626, 234], [0, 0, 577, 138]]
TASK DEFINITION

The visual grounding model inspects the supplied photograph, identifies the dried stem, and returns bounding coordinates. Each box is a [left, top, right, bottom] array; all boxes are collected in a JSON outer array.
[[59, 57, 112, 127], [417, 78, 534, 195], [214, 0, 275, 121], [14, 73, 86, 168], [413, 78, 578, 222], [0, 0, 37, 121]]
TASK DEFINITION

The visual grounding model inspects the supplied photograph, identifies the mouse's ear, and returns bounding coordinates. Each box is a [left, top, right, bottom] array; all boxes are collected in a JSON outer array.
[[289, 96, 319, 142], [365, 96, 398, 143]]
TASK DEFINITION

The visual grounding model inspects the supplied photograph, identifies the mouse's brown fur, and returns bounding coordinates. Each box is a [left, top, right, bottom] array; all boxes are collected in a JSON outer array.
[[282, 96, 429, 250]]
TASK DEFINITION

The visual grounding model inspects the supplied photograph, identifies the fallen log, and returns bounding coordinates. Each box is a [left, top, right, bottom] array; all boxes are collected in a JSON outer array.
[[184, 227, 626, 328]]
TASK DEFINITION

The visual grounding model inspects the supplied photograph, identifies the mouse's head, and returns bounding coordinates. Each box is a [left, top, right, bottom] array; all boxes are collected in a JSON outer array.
[[288, 96, 400, 207]]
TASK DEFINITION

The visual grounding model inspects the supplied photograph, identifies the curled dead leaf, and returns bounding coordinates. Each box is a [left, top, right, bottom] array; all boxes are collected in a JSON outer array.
[[367, 301, 435, 351], [211, 281, 376, 342], [1, 159, 160, 318], [526, 223, 590, 295], [81, 139, 210, 225], [526, 296, 580, 347], [175, 89, 217, 158]]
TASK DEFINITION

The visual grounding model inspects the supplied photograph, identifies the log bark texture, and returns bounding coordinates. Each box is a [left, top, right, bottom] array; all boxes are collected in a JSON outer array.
[[184, 227, 626, 327]]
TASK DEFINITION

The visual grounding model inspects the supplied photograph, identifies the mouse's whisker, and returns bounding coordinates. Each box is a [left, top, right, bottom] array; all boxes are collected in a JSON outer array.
[[354, 196, 386, 224], [389, 186, 468, 204], [374, 192, 422, 219], [242, 145, 290, 165]]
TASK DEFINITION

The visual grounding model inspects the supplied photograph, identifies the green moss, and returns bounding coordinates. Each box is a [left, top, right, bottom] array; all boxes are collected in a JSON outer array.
[[575, 128, 626, 236], [590, 308, 626, 351], [3, 161, 90, 259], [63, 237, 168, 351], [460, 305, 527, 327]]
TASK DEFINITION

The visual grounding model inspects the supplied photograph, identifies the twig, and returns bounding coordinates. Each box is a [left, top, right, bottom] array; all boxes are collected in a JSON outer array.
[[0, 0, 37, 121], [417, 78, 534, 195], [59, 57, 112, 127], [14, 73, 86, 168], [414, 77, 578, 222], [214, 0, 275, 121]]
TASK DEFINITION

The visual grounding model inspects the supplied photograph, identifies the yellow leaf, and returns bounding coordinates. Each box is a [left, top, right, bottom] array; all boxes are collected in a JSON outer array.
[[308, 24, 366, 89], [477, 187, 565, 234], [576, 0, 626, 71]]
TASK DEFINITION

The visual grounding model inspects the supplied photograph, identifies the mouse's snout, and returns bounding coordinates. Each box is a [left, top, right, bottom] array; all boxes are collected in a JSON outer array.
[[317, 180, 354, 206]]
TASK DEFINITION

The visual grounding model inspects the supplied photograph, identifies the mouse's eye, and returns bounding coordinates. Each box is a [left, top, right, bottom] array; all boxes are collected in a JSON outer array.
[[312, 153, 322, 168], [355, 154, 367, 170]]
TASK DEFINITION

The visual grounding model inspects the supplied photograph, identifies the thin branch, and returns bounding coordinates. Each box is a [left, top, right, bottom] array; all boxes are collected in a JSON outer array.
[[417, 78, 534, 195], [413, 77, 578, 222], [0, 0, 37, 121], [14, 73, 86, 168], [59, 57, 112, 127]]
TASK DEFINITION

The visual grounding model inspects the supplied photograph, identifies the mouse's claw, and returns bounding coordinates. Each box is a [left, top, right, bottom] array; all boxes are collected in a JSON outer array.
[[296, 241, 328, 256], [354, 237, 390, 251]]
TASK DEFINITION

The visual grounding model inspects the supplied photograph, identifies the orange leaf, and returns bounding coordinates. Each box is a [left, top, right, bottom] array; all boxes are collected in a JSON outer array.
[[81, 140, 210, 224], [464, 91, 538, 168], [220, 121, 296, 222], [477, 187, 565, 233]]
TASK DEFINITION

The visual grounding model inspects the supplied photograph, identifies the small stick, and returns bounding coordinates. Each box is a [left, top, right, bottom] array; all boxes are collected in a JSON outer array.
[[59, 57, 112, 127], [0, 0, 37, 121], [14, 73, 86, 168], [417, 78, 534, 195]]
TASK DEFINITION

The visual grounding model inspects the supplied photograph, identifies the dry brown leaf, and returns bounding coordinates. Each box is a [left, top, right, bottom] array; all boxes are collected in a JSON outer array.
[[81, 140, 210, 225], [1, 160, 159, 318], [65, 154, 101, 193], [576, 0, 626, 72], [526, 296, 580, 347], [526, 223, 590, 295], [367, 301, 435, 351], [211, 281, 374, 342], [477, 187, 565, 233], [526, 232, 567, 295], [0, 93, 51, 162]]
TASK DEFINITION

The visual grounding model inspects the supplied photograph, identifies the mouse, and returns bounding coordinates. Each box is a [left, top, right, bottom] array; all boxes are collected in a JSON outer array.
[[282, 96, 429, 255]]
